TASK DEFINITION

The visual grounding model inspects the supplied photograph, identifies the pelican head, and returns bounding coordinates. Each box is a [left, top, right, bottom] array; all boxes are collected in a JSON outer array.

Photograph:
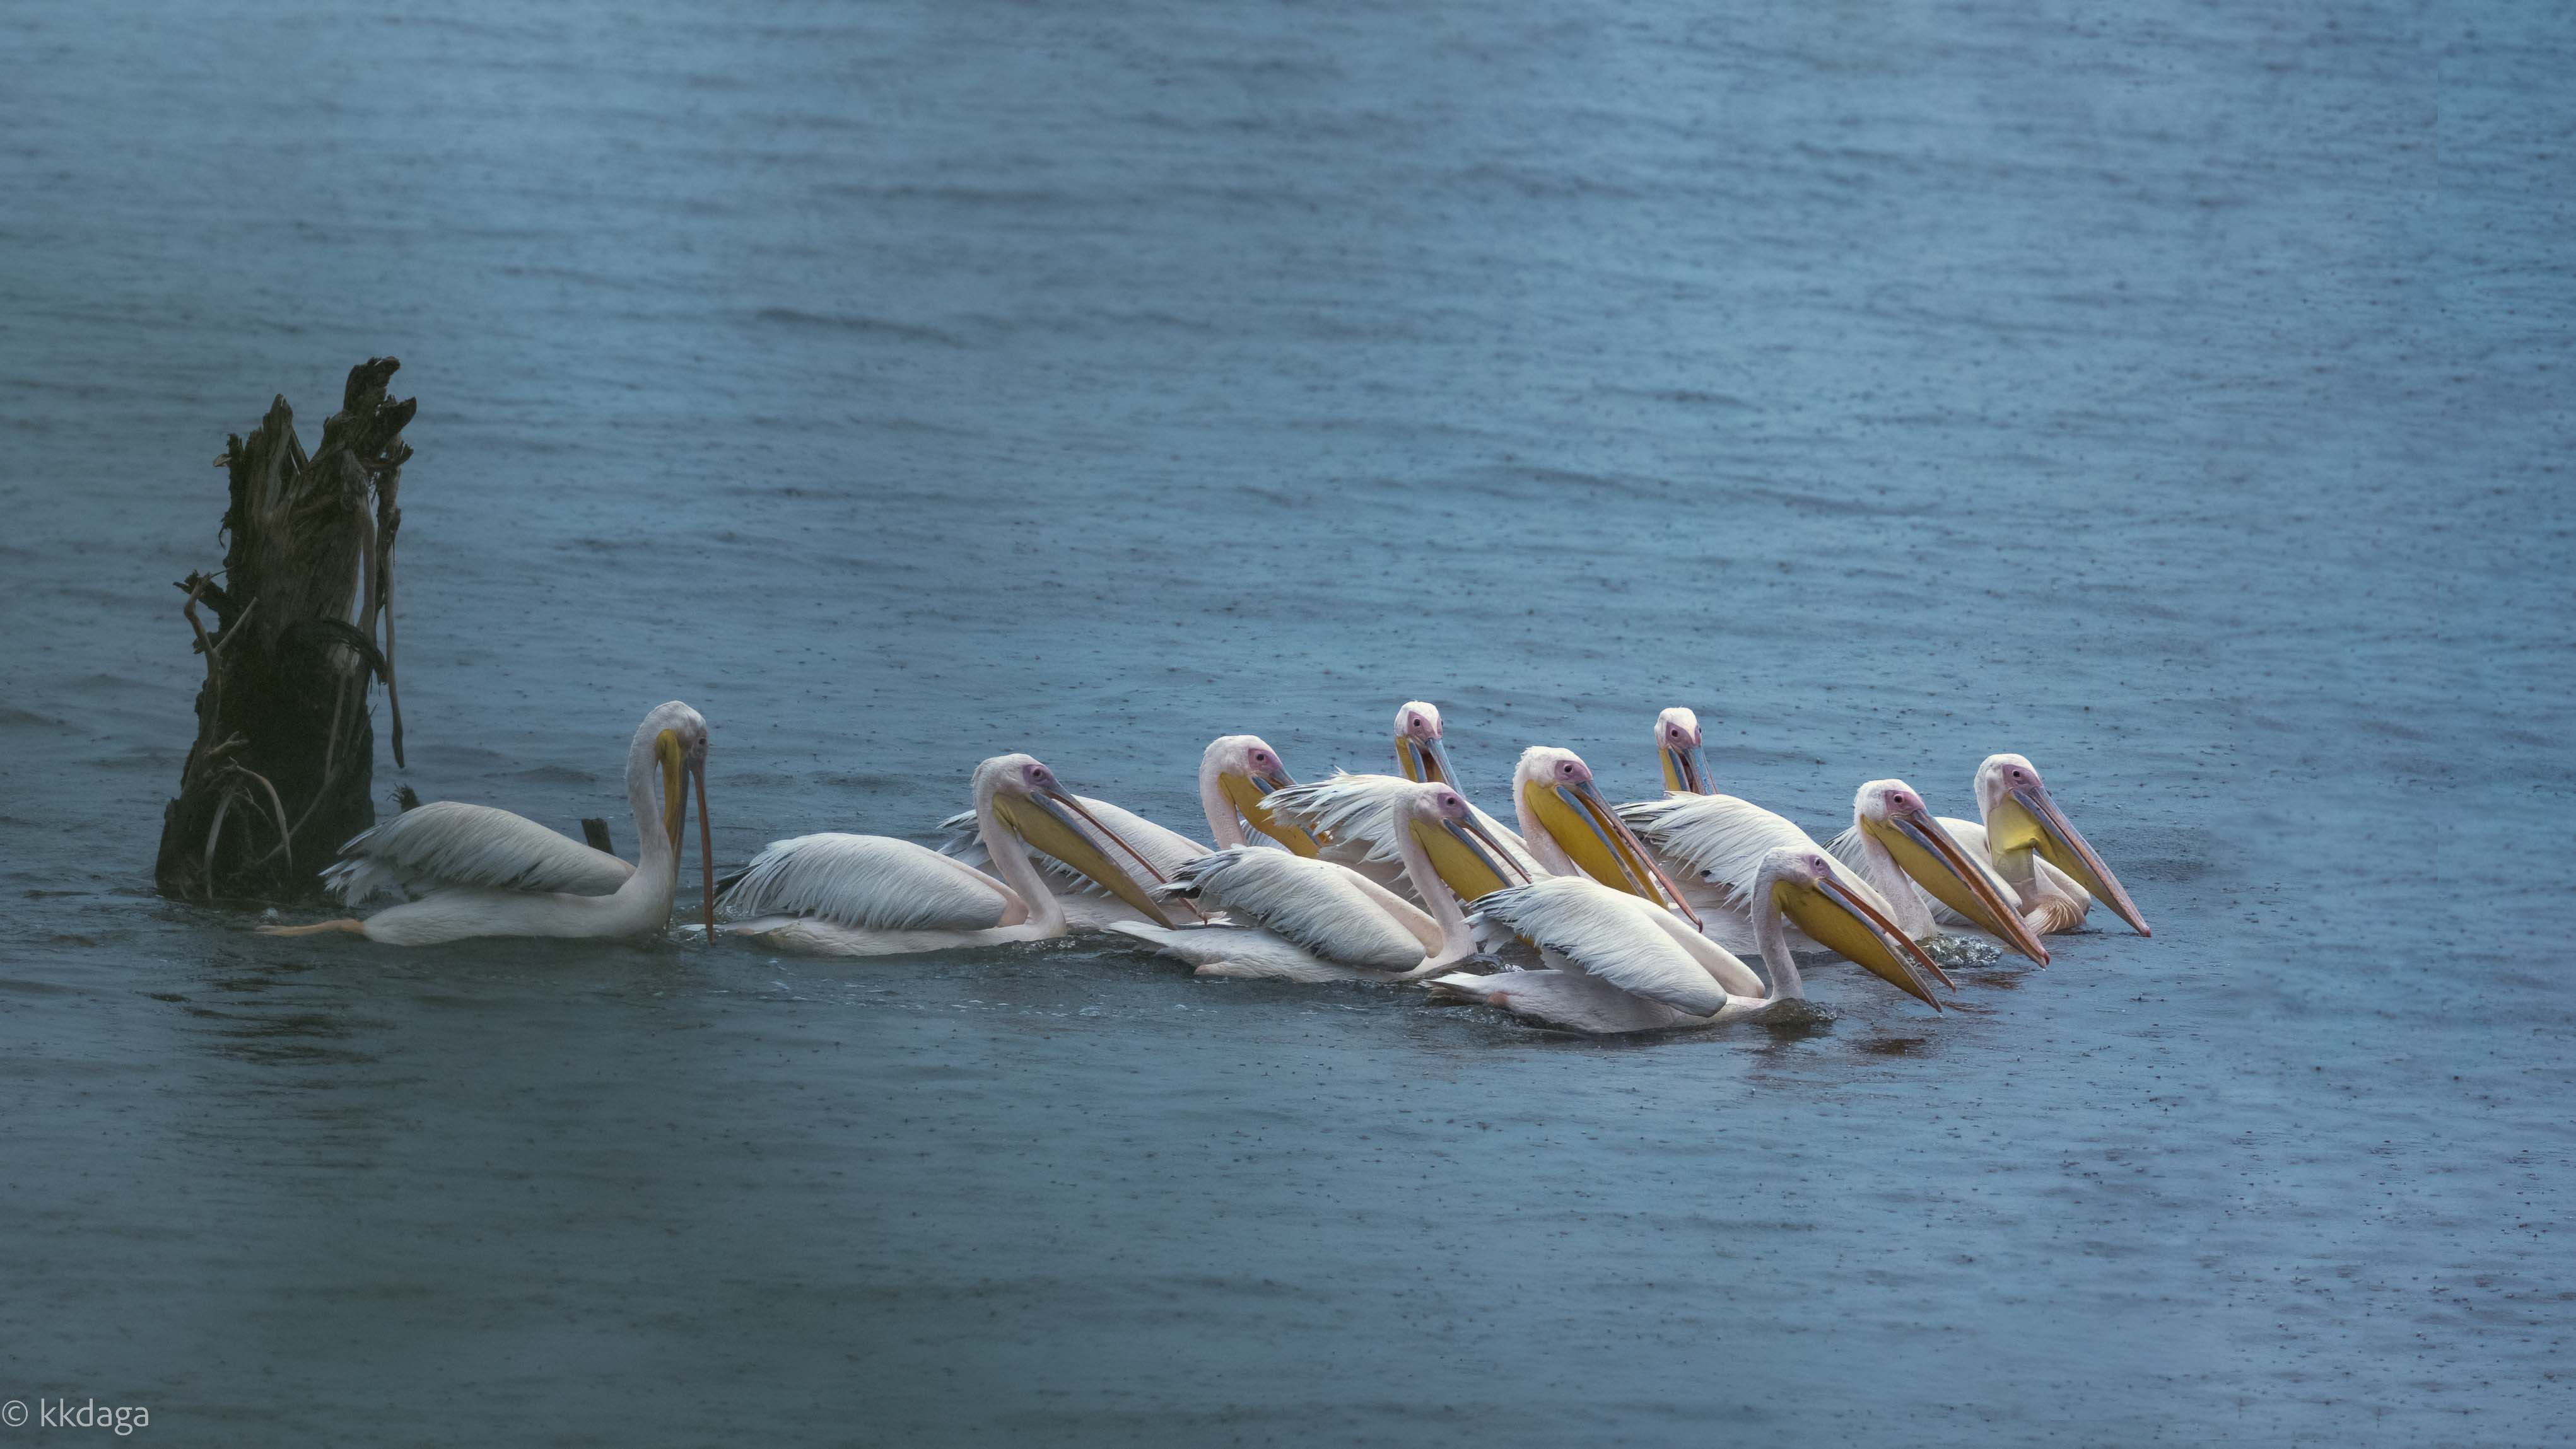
[[1853, 779, 2049, 965], [1654, 707, 1712, 794], [1392, 701, 1457, 784], [1516, 747, 1701, 928], [1756, 846, 1948, 1009], [976, 753, 1178, 927], [1396, 779, 1530, 903], [1974, 754, 2149, 936], [644, 700, 716, 939], [1201, 734, 1320, 855]]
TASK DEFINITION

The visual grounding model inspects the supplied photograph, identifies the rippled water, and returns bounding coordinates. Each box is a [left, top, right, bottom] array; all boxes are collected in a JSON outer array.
[[3, 1, 2570, 1443]]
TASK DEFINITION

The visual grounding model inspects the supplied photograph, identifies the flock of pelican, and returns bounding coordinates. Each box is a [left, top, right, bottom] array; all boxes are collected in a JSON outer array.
[[264, 699, 2150, 1035]]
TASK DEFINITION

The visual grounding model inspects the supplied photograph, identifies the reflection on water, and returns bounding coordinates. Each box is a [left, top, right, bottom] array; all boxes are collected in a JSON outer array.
[[1, 0, 2570, 1443]]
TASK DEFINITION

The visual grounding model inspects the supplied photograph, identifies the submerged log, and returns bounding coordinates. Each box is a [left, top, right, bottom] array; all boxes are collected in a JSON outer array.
[[154, 358, 416, 902]]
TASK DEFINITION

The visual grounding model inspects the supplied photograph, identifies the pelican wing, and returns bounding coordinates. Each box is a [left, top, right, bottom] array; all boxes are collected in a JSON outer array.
[[1619, 792, 1876, 910], [1162, 849, 1422, 972], [324, 800, 633, 904], [719, 833, 1019, 931], [1470, 878, 1732, 1016]]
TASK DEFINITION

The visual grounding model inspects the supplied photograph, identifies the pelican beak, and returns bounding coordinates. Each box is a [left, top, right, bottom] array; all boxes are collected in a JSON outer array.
[[1992, 783, 2150, 936], [1774, 871, 1952, 1009], [1528, 779, 1705, 930], [1407, 810, 1528, 903], [1660, 743, 1712, 795], [994, 787, 1181, 928], [656, 729, 715, 943], [1396, 735, 1458, 786], [1863, 806, 2049, 965], [691, 752, 715, 942], [1220, 770, 1321, 857], [657, 730, 688, 856]]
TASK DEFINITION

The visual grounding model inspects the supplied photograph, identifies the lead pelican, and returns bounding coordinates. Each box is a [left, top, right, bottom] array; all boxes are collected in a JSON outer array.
[[1109, 781, 1509, 982], [718, 754, 1178, 955], [1431, 847, 1946, 1033], [1937, 754, 2150, 937], [259, 700, 715, 946]]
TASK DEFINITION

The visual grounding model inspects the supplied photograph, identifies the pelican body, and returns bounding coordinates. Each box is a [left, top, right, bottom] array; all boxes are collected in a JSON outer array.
[[1111, 781, 1513, 982], [261, 701, 715, 946], [722, 754, 1178, 956], [1432, 848, 1947, 1033]]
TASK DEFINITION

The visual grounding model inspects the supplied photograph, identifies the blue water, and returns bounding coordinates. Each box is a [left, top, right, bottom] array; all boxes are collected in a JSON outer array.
[[2, 1, 2570, 1443]]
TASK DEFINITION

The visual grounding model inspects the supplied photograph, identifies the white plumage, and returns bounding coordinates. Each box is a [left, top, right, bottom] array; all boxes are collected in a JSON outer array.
[[720, 833, 1016, 932], [1126, 849, 1427, 972], [1429, 847, 1936, 1034], [721, 754, 1180, 958], [1468, 877, 1738, 1016], [1111, 780, 1499, 983], [324, 801, 633, 905]]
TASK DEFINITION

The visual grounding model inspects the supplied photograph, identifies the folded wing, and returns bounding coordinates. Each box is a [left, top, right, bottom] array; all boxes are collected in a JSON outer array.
[[720, 833, 1021, 931], [324, 801, 634, 905]]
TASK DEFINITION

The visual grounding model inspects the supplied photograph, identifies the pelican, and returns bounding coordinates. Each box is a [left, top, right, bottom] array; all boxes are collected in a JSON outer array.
[[1827, 780, 2052, 965], [1936, 754, 2150, 937], [719, 754, 1181, 956], [1431, 848, 1947, 1033], [1653, 706, 1714, 793], [934, 765, 1212, 929], [1109, 781, 1509, 982], [1509, 746, 1702, 928], [1197, 735, 1322, 854], [1391, 700, 1462, 786], [259, 700, 715, 946]]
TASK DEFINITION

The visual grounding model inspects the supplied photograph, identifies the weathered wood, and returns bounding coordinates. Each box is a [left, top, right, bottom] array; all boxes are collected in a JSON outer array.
[[155, 358, 416, 902], [580, 818, 615, 855]]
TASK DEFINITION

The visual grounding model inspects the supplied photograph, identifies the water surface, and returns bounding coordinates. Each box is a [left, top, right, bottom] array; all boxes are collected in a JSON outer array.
[[1, 1, 2570, 1443]]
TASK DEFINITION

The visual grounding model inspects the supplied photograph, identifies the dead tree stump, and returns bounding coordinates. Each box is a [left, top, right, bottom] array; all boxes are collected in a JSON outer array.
[[155, 358, 416, 902]]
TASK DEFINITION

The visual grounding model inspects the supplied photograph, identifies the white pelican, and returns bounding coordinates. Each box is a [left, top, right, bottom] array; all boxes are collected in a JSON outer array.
[[1390, 700, 1461, 786], [1509, 746, 1702, 928], [259, 700, 715, 946], [719, 754, 1181, 956], [1109, 781, 1508, 982], [1431, 847, 1947, 1033], [934, 767, 1213, 930], [1826, 780, 2052, 965], [1197, 735, 1323, 854], [1936, 754, 2150, 937], [1652, 706, 1714, 794]]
